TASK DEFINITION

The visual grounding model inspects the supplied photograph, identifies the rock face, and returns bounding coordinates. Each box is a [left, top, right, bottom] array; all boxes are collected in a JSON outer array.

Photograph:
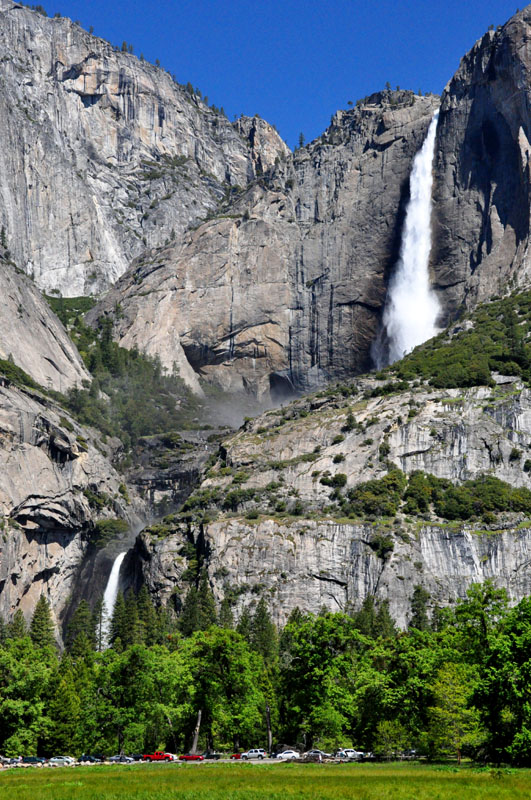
[[0, 1, 286, 296], [0, 377, 143, 632], [94, 93, 439, 398], [433, 8, 531, 317], [0, 259, 89, 390], [136, 375, 531, 626], [138, 518, 531, 629]]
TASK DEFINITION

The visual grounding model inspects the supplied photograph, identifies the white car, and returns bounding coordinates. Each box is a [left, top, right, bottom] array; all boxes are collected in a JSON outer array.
[[49, 756, 75, 766], [276, 750, 300, 760], [241, 748, 267, 760], [344, 748, 364, 760]]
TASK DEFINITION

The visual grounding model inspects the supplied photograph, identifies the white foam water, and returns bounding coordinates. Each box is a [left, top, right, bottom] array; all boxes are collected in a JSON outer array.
[[101, 551, 127, 647], [376, 111, 440, 366]]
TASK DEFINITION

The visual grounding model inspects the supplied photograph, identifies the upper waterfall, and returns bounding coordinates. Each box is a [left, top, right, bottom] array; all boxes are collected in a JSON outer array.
[[374, 110, 441, 367]]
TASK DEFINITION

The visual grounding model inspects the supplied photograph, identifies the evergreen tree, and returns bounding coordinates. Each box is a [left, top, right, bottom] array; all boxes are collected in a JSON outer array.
[[409, 585, 431, 631], [374, 600, 396, 639], [219, 597, 234, 629], [179, 572, 217, 636], [7, 608, 28, 639], [92, 598, 107, 652], [66, 599, 94, 651], [137, 585, 158, 645], [46, 669, 82, 753], [125, 590, 144, 646], [0, 225, 7, 249], [251, 598, 278, 663], [0, 615, 7, 645], [30, 596, 55, 648], [353, 595, 377, 636], [110, 592, 128, 650], [236, 607, 252, 643]]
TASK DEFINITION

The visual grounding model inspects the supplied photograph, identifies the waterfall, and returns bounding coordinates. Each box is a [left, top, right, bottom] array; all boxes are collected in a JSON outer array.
[[375, 110, 440, 367], [101, 551, 127, 647]]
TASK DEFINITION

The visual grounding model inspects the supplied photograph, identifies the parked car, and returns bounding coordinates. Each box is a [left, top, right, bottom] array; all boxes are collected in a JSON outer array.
[[128, 753, 144, 761], [78, 754, 103, 763], [22, 756, 46, 764], [241, 748, 267, 760], [142, 751, 174, 762], [343, 748, 364, 760], [304, 749, 331, 759], [108, 754, 134, 763], [179, 753, 204, 761], [49, 756, 74, 766], [202, 751, 222, 760], [230, 752, 242, 760], [276, 749, 300, 759]]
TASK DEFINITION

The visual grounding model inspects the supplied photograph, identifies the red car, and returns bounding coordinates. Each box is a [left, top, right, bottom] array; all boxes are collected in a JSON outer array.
[[179, 753, 204, 761], [143, 751, 174, 762], [230, 753, 242, 760]]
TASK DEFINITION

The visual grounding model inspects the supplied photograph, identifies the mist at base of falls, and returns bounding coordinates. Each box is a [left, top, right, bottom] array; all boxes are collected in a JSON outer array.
[[373, 111, 441, 368]]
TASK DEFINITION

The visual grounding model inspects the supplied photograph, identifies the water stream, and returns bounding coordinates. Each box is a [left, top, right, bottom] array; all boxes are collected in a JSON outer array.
[[101, 551, 127, 647], [374, 110, 440, 367]]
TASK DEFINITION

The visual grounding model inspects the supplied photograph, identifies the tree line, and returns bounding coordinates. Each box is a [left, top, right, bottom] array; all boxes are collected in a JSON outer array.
[[1, 581, 531, 765]]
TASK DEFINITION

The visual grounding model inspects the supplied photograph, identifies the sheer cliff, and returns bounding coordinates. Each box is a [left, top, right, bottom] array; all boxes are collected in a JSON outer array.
[[0, 0, 287, 296], [93, 94, 439, 398], [433, 7, 531, 318]]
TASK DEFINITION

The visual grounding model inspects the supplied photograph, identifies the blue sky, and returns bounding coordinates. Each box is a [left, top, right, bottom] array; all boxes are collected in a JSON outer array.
[[37, 0, 520, 148]]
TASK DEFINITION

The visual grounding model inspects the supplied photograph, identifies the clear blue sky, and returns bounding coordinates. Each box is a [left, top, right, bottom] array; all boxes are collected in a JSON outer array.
[[38, 0, 520, 148]]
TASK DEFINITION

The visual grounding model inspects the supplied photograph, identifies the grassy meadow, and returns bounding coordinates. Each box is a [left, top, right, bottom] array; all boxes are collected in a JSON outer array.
[[1, 762, 530, 800]]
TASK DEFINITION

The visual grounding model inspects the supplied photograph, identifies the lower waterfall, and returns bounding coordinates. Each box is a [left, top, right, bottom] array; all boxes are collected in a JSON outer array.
[[374, 110, 440, 367], [101, 551, 127, 647]]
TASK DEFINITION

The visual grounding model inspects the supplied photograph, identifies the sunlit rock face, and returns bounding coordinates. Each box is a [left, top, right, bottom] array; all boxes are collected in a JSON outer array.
[[0, 1, 287, 296], [137, 378, 531, 627], [433, 8, 531, 319], [92, 94, 439, 398]]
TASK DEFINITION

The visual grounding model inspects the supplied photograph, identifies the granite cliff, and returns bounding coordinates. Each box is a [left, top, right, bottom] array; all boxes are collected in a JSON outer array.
[[3, 2, 531, 636], [134, 368, 531, 627], [0, 0, 287, 296]]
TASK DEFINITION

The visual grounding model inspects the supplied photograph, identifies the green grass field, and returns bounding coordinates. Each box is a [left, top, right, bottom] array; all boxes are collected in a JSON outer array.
[[1, 762, 530, 800]]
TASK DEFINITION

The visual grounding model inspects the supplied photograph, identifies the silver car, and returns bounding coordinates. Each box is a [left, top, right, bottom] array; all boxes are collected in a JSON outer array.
[[240, 748, 267, 760]]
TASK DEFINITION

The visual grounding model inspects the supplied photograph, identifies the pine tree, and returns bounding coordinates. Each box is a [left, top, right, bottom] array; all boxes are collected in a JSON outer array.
[[219, 597, 234, 629], [236, 607, 252, 642], [251, 598, 278, 663], [7, 608, 28, 639], [92, 598, 107, 651], [66, 599, 94, 651], [374, 600, 397, 639], [125, 590, 144, 646], [30, 596, 55, 648], [110, 591, 128, 649], [409, 585, 431, 631], [179, 573, 217, 636], [0, 615, 6, 645], [137, 585, 158, 645], [0, 225, 7, 249], [47, 670, 81, 753], [353, 595, 377, 636]]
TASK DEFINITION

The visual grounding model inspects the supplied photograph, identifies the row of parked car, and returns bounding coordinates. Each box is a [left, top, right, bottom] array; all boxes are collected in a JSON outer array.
[[0, 747, 373, 768]]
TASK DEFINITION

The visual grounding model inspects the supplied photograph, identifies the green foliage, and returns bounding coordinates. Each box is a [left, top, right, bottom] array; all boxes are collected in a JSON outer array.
[[44, 303, 204, 450], [0, 358, 40, 390], [29, 596, 55, 649], [393, 290, 531, 388], [4, 584, 531, 764], [92, 518, 129, 548]]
